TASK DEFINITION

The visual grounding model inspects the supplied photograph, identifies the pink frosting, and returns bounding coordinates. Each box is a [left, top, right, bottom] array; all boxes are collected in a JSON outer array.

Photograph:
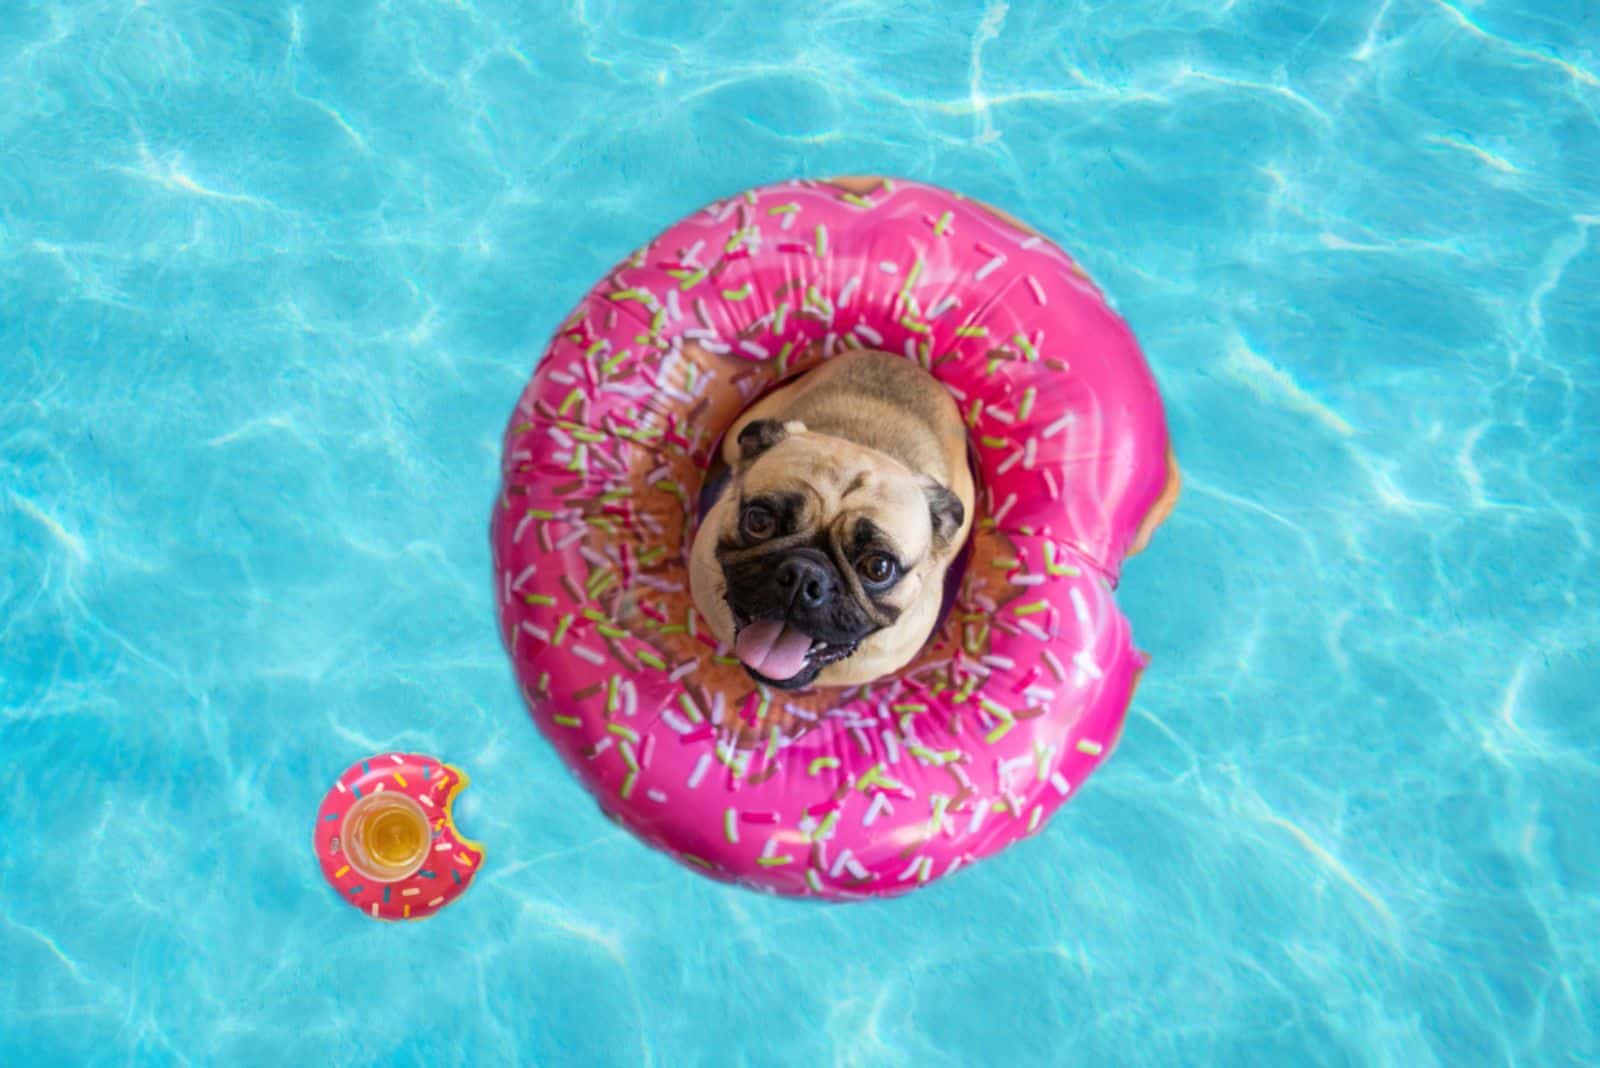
[[492, 178, 1171, 898]]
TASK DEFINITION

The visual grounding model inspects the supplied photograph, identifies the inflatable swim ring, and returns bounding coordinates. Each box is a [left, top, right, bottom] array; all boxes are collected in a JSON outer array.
[[492, 177, 1176, 899], [314, 753, 485, 919]]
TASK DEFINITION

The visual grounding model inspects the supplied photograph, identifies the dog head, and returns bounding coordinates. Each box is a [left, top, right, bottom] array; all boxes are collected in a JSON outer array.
[[707, 418, 965, 689]]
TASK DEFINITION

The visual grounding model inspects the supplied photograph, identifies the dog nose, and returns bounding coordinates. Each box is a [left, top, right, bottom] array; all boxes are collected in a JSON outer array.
[[775, 556, 831, 609]]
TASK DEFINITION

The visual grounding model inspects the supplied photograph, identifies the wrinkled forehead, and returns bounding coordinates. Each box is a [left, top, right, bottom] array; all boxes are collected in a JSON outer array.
[[743, 436, 932, 557]]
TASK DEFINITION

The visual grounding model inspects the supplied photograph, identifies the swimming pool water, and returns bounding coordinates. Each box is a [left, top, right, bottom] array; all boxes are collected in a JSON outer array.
[[3, 1, 1597, 1063]]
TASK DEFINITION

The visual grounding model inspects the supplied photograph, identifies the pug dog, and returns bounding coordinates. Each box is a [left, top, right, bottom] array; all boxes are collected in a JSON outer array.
[[690, 350, 975, 690]]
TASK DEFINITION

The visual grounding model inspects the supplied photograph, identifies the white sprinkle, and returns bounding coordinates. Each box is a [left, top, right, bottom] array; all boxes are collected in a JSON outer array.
[[981, 654, 1016, 670], [511, 565, 537, 591], [863, 792, 891, 826], [417, 793, 434, 807], [784, 703, 817, 722], [1043, 470, 1060, 499], [975, 255, 1005, 281], [1016, 618, 1050, 642], [897, 857, 923, 881], [557, 526, 587, 551], [882, 730, 900, 765], [928, 295, 959, 319], [852, 322, 884, 345], [945, 384, 968, 401], [623, 679, 637, 719], [666, 288, 682, 322], [589, 737, 612, 758], [571, 644, 604, 666], [1070, 588, 1091, 625], [682, 327, 714, 341], [402, 887, 421, 897], [1011, 574, 1045, 587], [1073, 649, 1104, 680], [1043, 413, 1073, 438], [850, 726, 871, 756], [550, 370, 577, 387], [647, 789, 669, 803], [996, 449, 1023, 476], [1024, 685, 1056, 705], [371, 902, 380, 917], [512, 511, 535, 544], [668, 658, 698, 683], [838, 275, 860, 307], [830, 847, 854, 879], [1020, 236, 1043, 250], [335, 781, 346, 793], [992, 493, 1017, 525], [635, 574, 685, 593], [903, 337, 918, 360], [578, 546, 609, 569], [661, 709, 693, 734], [646, 463, 671, 483], [985, 406, 1016, 425], [845, 857, 870, 880], [967, 799, 991, 834], [780, 208, 797, 231], [697, 340, 730, 356], [738, 339, 769, 359], [710, 690, 726, 725], [520, 621, 551, 643], [687, 753, 712, 789], [1023, 437, 1038, 469], [601, 381, 652, 398], [878, 260, 899, 274], [684, 239, 705, 266], [1026, 275, 1048, 306], [434, 841, 453, 852]]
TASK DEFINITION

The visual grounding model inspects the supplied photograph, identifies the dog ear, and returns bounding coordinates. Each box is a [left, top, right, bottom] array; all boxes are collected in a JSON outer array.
[[736, 419, 804, 462], [922, 477, 965, 547]]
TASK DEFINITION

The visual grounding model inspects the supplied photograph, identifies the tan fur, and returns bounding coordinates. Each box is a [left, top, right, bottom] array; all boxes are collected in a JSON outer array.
[[690, 351, 975, 687]]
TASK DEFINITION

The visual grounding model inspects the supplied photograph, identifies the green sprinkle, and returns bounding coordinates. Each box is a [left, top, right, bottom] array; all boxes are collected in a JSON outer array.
[[677, 692, 703, 723], [901, 317, 930, 334], [607, 676, 621, 715], [1013, 333, 1039, 362], [584, 340, 608, 359], [608, 288, 650, 304], [984, 719, 1016, 745], [597, 624, 627, 640], [756, 855, 792, 867], [601, 350, 630, 376], [1018, 387, 1037, 421], [891, 702, 928, 713], [678, 267, 708, 291], [979, 435, 1009, 449], [934, 210, 953, 236], [636, 650, 667, 672], [572, 428, 608, 444], [814, 810, 840, 841], [559, 388, 583, 415], [814, 223, 827, 258], [724, 809, 739, 843], [841, 192, 873, 209], [637, 546, 666, 567], [522, 593, 555, 607], [619, 770, 637, 799], [808, 756, 841, 777], [553, 714, 582, 728], [722, 283, 753, 301], [1014, 600, 1050, 616], [607, 723, 640, 744], [684, 854, 714, 869], [899, 256, 924, 304], [552, 615, 573, 645], [766, 202, 799, 215], [712, 655, 741, 667], [954, 325, 988, 338]]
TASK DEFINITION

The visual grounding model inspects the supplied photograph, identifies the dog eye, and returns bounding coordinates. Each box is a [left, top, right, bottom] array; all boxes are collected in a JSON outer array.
[[856, 553, 899, 587], [741, 503, 776, 539]]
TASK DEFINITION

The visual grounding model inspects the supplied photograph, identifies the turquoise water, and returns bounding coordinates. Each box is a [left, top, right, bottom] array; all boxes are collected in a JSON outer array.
[[3, 0, 1597, 1063]]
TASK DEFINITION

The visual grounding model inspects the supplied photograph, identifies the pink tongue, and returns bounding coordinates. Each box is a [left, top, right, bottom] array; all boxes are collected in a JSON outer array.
[[734, 620, 814, 681]]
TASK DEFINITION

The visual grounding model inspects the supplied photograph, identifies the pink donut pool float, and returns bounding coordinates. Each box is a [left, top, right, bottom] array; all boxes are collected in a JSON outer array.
[[492, 177, 1177, 899]]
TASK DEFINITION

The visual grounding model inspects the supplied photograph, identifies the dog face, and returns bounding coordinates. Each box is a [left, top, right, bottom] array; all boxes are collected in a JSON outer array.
[[701, 418, 965, 689]]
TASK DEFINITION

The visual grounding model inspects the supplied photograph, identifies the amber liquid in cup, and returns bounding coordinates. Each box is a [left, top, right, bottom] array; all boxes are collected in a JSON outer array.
[[340, 792, 431, 882]]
